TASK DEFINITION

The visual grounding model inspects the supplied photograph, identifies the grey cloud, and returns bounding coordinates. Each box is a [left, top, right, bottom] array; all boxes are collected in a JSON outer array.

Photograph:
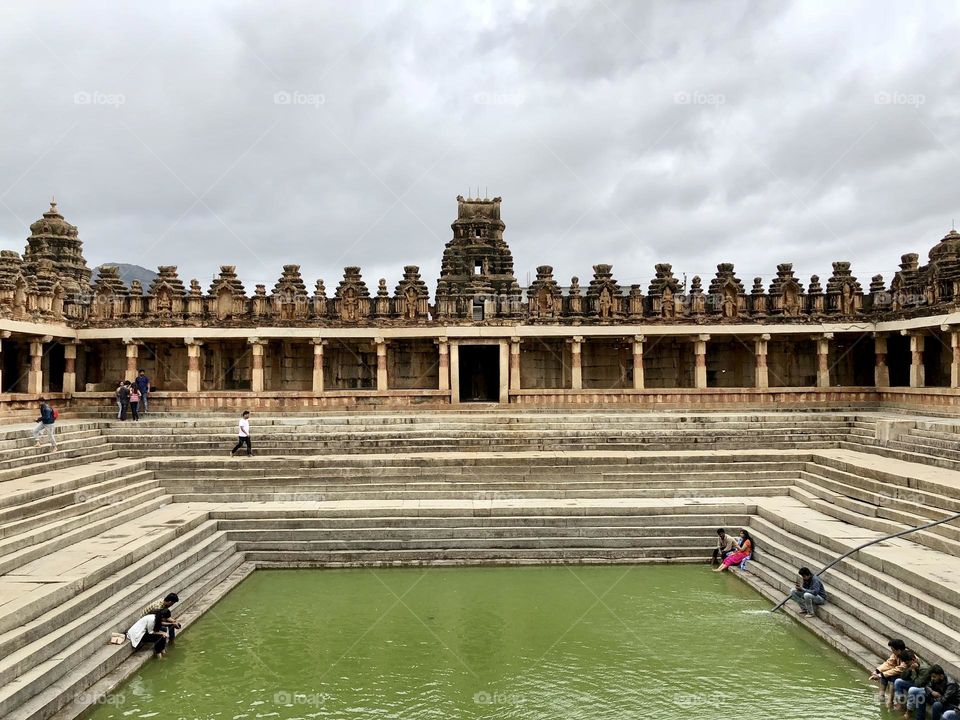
[[0, 0, 958, 299]]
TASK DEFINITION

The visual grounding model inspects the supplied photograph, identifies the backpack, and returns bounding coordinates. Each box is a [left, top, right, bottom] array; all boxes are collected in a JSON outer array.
[[52, 408, 59, 421]]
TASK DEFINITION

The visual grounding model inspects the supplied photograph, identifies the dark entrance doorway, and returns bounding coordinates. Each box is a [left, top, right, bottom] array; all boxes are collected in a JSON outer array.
[[458, 345, 499, 402], [47, 342, 65, 393]]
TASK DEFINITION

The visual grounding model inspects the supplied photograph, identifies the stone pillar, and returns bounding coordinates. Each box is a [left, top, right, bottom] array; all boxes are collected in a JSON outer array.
[[375, 337, 388, 391], [755, 334, 770, 389], [436, 337, 449, 392], [816, 333, 833, 388], [249, 337, 267, 392], [185, 338, 203, 393], [874, 333, 889, 388], [0, 331, 9, 393], [450, 342, 460, 403], [570, 336, 583, 390], [27, 337, 49, 394], [950, 330, 960, 389], [694, 334, 709, 389], [311, 339, 325, 393], [62, 341, 78, 394], [510, 337, 522, 390], [908, 332, 925, 388], [498, 340, 509, 403], [124, 339, 139, 378], [632, 335, 645, 390]]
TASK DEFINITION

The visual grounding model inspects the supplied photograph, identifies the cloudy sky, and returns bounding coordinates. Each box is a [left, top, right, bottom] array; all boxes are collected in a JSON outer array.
[[0, 0, 957, 295]]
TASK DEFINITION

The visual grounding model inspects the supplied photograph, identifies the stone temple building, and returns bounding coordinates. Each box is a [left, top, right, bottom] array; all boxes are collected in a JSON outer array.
[[1, 196, 959, 411]]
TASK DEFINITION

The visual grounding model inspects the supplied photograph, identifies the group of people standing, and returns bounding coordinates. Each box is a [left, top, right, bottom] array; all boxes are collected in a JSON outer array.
[[116, 370, 150, 421]]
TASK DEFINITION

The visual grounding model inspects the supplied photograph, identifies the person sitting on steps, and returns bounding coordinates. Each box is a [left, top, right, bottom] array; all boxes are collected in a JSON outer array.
[[710, 528, 738, 567], [896, 664, 958, 720], [143, 593, 181, 643], [788, 567, 828, 618], [126, 608, 172, 659], [714, 529, 753, 572], [871, 639, 920, 705]]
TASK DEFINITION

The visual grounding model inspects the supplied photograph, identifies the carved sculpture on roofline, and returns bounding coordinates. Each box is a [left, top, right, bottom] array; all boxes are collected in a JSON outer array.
[[1, 198, 959, 328]]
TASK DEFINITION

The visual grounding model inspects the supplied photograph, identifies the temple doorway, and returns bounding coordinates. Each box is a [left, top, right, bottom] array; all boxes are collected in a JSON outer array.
[[458, 345, 499, 402]]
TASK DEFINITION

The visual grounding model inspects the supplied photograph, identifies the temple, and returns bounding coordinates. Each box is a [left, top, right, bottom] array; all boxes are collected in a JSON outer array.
[[1, 195, 959, 412]]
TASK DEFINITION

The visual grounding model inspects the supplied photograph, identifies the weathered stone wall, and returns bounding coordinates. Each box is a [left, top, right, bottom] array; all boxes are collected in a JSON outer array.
[[707, 338, 755, 388], [520, 340, 568, 389], [324, 340, 376, 390], [582, 339, 630, 390], [767, 338, 817, 387], [388, 340, 439, 390], [644, 338, 695, 388]]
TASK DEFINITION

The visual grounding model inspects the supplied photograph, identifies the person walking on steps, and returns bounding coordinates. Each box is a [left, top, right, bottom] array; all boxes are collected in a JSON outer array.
[[135, 369, 150, 414], [32, 398, 57, 451], [230, 411, 252, 456], [117, 381, 131, 421], [128, 384, 141, 421], [115, 378, 125, 419]]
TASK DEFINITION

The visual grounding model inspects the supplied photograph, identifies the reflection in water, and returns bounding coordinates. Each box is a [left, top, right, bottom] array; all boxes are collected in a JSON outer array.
[[85, 566, 897, 720]]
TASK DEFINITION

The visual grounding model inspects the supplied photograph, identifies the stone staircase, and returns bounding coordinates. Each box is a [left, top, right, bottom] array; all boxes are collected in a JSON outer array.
[[0, 411, 957, 719]]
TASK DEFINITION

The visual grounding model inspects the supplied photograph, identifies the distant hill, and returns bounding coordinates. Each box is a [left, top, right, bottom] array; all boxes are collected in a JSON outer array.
[[94, 263, 158, 290]]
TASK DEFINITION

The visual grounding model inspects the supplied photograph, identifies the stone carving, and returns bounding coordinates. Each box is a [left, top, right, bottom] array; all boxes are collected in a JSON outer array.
[[2, 198, 959, 328]]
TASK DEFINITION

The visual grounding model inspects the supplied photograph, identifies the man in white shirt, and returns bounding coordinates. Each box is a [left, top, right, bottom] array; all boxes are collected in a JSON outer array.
[[126, 608, 170, 657], [230, 410, 252, 456]]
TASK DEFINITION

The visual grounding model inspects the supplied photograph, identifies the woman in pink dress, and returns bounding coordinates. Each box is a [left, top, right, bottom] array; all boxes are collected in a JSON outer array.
[[714, 529, 754, 572]]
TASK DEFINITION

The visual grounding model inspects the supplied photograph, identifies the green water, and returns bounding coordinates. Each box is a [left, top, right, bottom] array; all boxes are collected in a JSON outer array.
[[86, 566, 897, 720]]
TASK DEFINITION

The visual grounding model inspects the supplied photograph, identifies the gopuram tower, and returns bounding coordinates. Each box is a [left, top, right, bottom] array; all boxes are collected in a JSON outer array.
[[434, 195, 522, 321]]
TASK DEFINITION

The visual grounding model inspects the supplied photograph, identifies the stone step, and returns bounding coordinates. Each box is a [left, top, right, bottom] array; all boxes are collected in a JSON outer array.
[[756, 499, 960, 611], [0, 475, 160, 539], [0, 438, 112, 473], [0, 536, 235, 708], [747, 520, 960, 677], [158, 468, 802, 484], [735, 561, 883, 671], [749, 511, 960, 630], [0, 449, 121, 486], [173, 486, 790, 503], [0, 505, 211, 635], [4, 547, 244, 720], [221, 524, 727, 541], [215, 513, 752, 530], [162, 476, 789, 493], [233, 535, 713, 552], [795, 473, 960, 547], [208, 501, 757, 521], [0, 459, 149, 511], [0, 429, 103, 452], [241, 546, 709, 564], [0, 489, 172, 571]]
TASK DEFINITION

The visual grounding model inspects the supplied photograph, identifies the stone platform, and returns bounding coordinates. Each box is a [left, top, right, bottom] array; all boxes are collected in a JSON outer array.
[[0, 410, 958, 719]]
